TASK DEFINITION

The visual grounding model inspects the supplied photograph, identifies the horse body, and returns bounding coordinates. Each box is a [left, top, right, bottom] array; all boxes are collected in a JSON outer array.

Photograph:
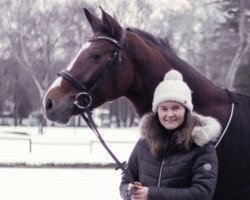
[[214, 92, 250, 199], [43, 8, 250, 199]]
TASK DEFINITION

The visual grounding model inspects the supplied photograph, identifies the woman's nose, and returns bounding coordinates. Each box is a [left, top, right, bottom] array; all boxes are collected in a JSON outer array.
[[166, 110, 174, 117]]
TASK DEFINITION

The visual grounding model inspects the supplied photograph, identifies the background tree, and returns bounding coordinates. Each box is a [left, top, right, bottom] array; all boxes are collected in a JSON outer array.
[[202, 0, 250, 88], [0, 0, 249, 128], [0, 60, 15, 121], [220, 0, 250, 89], [234, 62, 250, 95], [0, 0, 93, 131]]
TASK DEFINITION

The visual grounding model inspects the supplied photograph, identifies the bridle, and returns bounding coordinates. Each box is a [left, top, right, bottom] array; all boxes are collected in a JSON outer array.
[[57, 28, 127, 110], [57, 29, 134, 185]]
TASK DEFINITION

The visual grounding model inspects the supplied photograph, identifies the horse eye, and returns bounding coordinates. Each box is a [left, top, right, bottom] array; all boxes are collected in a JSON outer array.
[[91, 53, 102, 61]]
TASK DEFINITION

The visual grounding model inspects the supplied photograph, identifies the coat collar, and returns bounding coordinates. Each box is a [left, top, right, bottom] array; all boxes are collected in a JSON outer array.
[[139, 112, 221, 147]]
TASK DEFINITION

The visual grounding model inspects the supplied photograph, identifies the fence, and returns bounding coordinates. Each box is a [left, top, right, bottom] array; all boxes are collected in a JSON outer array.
[[0, 127, 139, 166], [0, 135, 136, 153]]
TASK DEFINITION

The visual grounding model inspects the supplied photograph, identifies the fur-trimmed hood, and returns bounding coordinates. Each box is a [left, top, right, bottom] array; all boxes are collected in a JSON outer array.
[[139, 112, 221, 147]]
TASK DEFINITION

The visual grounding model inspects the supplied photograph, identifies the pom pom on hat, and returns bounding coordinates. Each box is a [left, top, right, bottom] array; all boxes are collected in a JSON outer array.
[[164, 69, 183, 81], [152, 69, 193, 112]]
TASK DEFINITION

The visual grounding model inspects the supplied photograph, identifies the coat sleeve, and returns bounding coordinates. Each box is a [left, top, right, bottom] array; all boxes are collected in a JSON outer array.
[[119, 139, 141, 200], [148, 144, 218, 200]]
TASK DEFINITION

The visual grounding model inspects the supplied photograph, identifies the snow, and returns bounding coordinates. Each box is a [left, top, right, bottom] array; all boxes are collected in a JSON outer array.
[[0, 168, 122, 200], [0, 126, 140, 200], [0, 126, 140, 164]]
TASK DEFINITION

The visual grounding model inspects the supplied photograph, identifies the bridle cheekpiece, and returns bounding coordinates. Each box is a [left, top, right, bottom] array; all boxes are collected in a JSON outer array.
[[57, 28, 127, 110]]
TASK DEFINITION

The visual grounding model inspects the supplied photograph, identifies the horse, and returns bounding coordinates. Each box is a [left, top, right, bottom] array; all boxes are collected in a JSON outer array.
[[43, 7, 250, 200]]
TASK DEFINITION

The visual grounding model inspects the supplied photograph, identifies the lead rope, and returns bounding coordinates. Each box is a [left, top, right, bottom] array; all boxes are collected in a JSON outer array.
[[215, 103, 234, 148], [81, 108, 134, 183]]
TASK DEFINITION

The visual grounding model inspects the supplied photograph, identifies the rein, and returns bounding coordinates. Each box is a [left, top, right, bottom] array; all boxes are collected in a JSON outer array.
[[57, 29, 134, 183], [81, 108, 133, 182]]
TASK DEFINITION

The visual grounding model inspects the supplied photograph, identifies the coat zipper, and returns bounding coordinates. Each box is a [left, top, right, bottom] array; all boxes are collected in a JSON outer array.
[[157, 148, 173, 187], [157, 158, 165, 187]]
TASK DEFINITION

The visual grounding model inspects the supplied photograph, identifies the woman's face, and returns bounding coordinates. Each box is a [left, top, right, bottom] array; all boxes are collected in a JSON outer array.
[[157, 101, 186, 130]]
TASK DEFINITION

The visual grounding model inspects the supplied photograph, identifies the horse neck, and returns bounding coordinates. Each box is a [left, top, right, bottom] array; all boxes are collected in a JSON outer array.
[[171, 57, 230, 125], [125, 35, 230, 127], [125, 41, 170, 117]]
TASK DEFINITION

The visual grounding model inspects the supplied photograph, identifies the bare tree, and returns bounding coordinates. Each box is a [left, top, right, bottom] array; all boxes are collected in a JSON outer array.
[[0, 62, 14, 117], [224, 0, 250, 89], [0, 0, 92, 131]]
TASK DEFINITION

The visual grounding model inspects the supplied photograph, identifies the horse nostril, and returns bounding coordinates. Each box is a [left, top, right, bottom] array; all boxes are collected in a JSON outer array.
[[46, 99, 53, 110]]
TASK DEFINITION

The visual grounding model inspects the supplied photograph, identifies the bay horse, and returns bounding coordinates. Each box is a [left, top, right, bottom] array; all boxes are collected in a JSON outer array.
[[43, 7, 250, 200]]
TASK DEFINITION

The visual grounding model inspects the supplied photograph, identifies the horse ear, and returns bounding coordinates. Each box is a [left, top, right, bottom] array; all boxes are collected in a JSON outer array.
[[99, 6, 122, 38], [83, 8, 105, 33]]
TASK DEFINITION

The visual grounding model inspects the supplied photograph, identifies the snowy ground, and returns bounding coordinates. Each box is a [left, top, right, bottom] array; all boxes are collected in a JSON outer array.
[[0, 126, 140, 200], [0, 126, 140, 164], [0, 168, 122, 200]]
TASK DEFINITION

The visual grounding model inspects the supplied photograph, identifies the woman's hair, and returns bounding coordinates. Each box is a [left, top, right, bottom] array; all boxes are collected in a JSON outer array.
[[145, 110, 200, 159]]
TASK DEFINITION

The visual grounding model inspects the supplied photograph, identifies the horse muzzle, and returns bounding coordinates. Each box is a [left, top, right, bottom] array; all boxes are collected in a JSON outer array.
[[43, 96, 73, 124]]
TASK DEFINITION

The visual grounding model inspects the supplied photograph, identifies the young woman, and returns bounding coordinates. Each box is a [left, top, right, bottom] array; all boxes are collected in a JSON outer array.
[[120, 70, 221, 200]]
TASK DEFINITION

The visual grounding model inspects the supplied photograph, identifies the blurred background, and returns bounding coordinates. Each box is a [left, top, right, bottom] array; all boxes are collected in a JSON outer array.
[[0, 0, 249, 199], [1, 0, 250, 130]]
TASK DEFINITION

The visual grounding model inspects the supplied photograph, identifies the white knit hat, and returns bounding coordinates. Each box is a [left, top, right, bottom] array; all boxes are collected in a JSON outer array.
[[152, 70, 193, 112]]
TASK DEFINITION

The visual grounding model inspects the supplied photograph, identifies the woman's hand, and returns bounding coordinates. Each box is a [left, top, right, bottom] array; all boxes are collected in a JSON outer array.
[[130, 182, 148, 200]]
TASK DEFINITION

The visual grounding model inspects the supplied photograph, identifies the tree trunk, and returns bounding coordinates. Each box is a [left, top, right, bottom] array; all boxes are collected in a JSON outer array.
[[38, 111, 44, 135], [225, 0, 250, 89]]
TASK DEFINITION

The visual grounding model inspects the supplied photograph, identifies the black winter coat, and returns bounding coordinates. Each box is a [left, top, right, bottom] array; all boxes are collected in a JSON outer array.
[[120, 112, 221, 200]]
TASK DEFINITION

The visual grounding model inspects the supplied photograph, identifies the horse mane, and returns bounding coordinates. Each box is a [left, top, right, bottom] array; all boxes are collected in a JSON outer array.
[[126, 27, 195, 74], [127, 27, 179, 63]]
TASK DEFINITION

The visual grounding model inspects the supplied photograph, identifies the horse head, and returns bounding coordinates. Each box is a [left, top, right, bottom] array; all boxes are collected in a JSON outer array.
[[43, 8, 136, 124]]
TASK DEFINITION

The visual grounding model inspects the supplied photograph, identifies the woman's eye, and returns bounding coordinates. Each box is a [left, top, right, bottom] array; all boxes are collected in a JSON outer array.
[[91, 53, 101, 61], [160, 108, 167, 112]]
